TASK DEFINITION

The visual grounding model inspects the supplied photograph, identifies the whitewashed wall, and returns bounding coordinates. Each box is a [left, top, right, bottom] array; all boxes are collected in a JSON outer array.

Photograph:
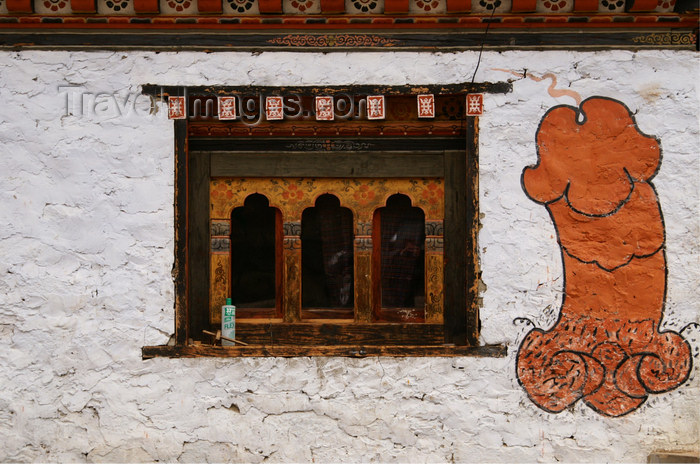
[[0, 50, 697, 462]]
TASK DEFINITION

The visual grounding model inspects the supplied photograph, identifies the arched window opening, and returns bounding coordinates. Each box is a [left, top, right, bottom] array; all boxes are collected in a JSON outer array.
[[375, 194, 425, 322], [230, 193, 281, 317], [301, 194, 354, 318]]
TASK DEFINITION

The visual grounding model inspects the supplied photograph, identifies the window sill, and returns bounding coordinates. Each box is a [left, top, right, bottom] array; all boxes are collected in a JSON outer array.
[[141, 343, 507, 359]]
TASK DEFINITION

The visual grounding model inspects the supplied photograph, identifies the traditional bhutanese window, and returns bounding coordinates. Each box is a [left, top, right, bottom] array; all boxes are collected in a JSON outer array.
[[375, 194, 428, 323], [301, 194, 355, 319], [141, 84, 509, 358], [228, 193, 282, 319]]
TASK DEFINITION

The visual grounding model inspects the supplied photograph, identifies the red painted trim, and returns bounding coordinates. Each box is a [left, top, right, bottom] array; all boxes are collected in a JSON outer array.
[[320, 0, 345, 13], [511, 0, 537, 12], [0, 14, 696, 29], [574, 0, 599, 12], [70, 0, 96, 12], [384, 0, 409, 13], [259, 0, 283, 13], [446, 0, 470, 12], [626, 0, 659, 11], [134, 0, 159, 13], [6, 0, 33, 13], [198, 0, 223, 13]]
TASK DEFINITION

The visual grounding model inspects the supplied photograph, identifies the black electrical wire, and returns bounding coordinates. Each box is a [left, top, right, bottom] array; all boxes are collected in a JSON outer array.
[[471, 4, 498, 84]]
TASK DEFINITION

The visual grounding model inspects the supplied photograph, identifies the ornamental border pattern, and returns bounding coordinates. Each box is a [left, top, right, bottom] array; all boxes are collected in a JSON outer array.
[[266, 34, 400, 47]]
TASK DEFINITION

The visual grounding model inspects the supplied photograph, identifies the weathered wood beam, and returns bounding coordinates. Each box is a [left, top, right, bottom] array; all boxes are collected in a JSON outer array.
[[142, 342, 508, 358]]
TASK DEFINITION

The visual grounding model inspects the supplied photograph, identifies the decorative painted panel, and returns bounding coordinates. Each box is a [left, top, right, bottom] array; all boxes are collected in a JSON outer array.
[[425, 253, 443, 323], [210, 178, 444, 224], [210, 254, 230, 324], [653, 0, 675, 11], [425, 220, 444, 322], [283, 247, 302, 322], [34, 0, 72, 14], [408, 0, 446, 13], [97, 0, 135, 13], [159, 0, 197, 13], [210, 219, 231, 324], [535, 0, 572, 13], [354, 252, 373, 322], [282, 0, 321, 13], [471, 0, 511, 13], [598, 0, 624, 12], [345, 0, 383, 13], [223, 0, 259, 13]]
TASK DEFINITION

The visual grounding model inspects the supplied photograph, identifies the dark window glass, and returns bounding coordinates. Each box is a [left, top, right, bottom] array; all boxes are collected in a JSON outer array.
[[230, 194, 278, 309], [301, 194, 354, 310], [379, 194, 425, 309]]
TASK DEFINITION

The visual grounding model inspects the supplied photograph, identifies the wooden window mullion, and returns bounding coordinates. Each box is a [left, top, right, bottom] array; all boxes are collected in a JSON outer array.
[[425, 220, 444, 323], [282, 222, 302, 322], [354, 221, 373, 323]]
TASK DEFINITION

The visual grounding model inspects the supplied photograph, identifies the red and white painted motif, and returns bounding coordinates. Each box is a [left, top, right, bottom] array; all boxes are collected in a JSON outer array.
[[417, 94, 435, 118], [366, 95, 385, 120], [266, 96, 284, 120], [168, 96, 186, 119], [466, 94, 483, 116], [218, 97, 237, 120], [315, 96, 334, 121]]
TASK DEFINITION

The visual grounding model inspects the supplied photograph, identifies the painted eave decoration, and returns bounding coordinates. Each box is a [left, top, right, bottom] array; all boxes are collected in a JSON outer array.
[[0, 0, 697, 49]]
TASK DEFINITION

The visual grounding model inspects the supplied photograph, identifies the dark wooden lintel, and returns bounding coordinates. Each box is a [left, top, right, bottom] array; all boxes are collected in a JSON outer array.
[[190, 137, 466, 153], [142, 343, 507, 358], [209, 151, 446, 178], [143, 82, 512, 98], [0, 28, 697, 51], [228, 322, 446, 345]]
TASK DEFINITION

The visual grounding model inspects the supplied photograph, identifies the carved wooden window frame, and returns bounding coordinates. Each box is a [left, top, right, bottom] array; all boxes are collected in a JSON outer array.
[[142, 85, 509, 358]]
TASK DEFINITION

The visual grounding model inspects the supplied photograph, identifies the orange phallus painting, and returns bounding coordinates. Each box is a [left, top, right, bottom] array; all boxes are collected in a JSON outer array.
[[516, 97, 692, 417]]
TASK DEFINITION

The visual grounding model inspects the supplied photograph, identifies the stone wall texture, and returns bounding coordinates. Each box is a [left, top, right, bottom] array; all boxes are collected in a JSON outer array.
[[0, 50, 698, 462]]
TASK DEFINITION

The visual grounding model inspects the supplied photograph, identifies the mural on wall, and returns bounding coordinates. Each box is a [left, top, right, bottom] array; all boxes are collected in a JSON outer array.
[[515, 95, 693, 417]]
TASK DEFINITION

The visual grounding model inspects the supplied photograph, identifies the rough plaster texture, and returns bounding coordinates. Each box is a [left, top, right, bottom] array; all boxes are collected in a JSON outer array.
[[0, 50, 698, 462]]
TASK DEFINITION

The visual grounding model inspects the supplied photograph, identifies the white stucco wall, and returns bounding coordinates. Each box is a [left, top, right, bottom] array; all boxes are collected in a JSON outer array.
[[0, 50, 697, 462]]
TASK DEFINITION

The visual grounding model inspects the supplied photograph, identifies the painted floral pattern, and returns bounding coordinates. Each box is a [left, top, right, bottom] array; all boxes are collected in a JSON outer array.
[[599, 0, 624, 11], [226, 0, 256, 12], [104, 0, 130, 12], [283, 0, 320, 13], [421, 182, 444, 206], [472, 0, 512, 12], [410, 0, 445, 13], [654, 0, 675, 11], [167, 0, 192, 11], [41, 0, 70, 12], [353, 184, 376, 206], [347, 0, 381, 13], [536, 0, 572, 12], [281, 183, 305, 203]]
